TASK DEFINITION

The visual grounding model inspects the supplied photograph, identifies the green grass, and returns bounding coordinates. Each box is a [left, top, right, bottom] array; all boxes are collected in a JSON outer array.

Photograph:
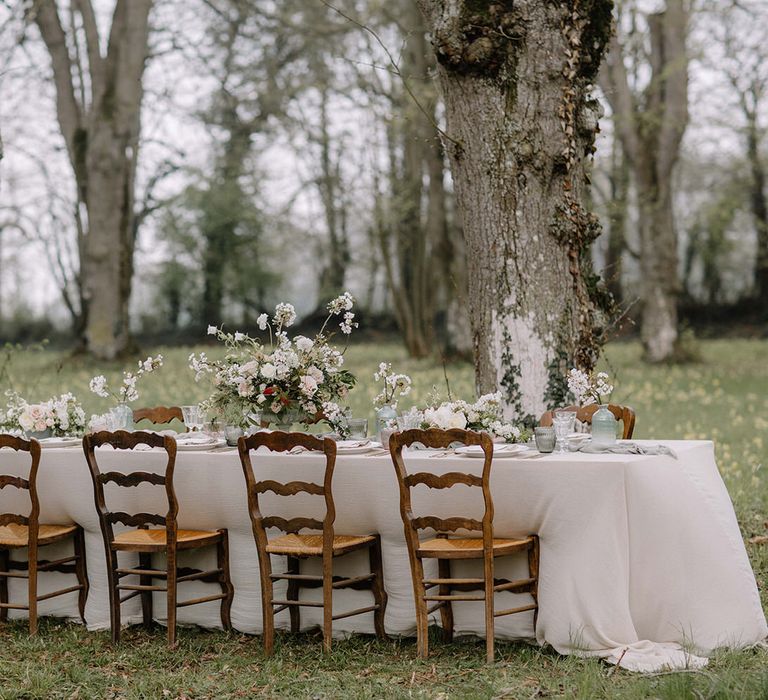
[[1, 338, 767, 699]]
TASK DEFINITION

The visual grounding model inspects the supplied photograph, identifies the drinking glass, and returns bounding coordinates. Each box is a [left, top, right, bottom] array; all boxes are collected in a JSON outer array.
[[534, 426, 556, 453], [181, 405, 205, 432], [552, 410, 576, 453], [347, 418, 368, 439]]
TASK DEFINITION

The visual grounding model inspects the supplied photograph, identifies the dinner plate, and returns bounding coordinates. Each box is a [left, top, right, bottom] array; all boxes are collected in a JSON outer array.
[[38, 437, 81, 449], [175, 437, 226, 451], [336, 440, 383, 455], [455, 443, 529, 458]]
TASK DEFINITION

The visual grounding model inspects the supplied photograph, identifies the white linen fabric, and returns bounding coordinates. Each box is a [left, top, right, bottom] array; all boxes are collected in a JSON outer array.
[[0, 439, 764, 672]]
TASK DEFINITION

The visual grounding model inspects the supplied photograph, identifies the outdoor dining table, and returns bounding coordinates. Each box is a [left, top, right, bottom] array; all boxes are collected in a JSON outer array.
[[0, 438, 765, 672]]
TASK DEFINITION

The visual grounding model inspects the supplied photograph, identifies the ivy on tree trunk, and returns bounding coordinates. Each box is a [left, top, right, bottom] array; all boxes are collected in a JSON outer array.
[[415, 0, 614, 419]]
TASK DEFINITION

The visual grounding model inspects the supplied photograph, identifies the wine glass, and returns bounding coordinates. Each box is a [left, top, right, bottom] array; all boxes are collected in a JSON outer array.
[[552, 409, 576, 453], [181, 405, 205, 432]]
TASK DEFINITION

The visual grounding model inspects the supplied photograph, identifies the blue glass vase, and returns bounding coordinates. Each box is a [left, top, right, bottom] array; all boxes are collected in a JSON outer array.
[[591, 405, 617, 446]]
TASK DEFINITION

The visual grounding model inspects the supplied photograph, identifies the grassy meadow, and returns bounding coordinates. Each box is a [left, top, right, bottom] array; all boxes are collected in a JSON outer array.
[[0, 338, 767, 698]]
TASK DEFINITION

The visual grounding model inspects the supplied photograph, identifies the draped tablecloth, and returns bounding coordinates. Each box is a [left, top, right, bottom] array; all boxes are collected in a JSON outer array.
[[0, 439, 764, 671]]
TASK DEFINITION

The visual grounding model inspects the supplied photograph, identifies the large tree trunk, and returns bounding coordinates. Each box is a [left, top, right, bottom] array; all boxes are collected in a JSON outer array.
[[34, 0, 152, 359], [745, 103, 768, 306], [416, 0, 612, 418], [600, 1, 688, 363]]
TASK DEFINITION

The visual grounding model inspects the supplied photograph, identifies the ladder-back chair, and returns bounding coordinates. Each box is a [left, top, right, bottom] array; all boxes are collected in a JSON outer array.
[[389, 428, 539, 662], [132, 406, 185, 431], [539, 404, 636, 439], [0, 434, 88, 634], [238, 431, 387, 654], [83, 430, 233, 646]]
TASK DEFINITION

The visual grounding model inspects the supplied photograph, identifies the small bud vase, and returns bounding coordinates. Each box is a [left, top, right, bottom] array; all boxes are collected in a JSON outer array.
[[591, 404, 618, 446], [376, 405, 398, 444]]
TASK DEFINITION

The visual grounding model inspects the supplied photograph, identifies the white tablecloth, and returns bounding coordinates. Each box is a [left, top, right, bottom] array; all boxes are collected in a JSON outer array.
[[0, 439, 764, 671]]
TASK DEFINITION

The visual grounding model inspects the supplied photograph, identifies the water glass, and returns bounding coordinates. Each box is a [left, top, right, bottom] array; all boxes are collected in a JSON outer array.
[[346, 418, 369, 439], [552, 410, 576, 453], [181, 405, 205, 432], [534, 426, 556, 453]]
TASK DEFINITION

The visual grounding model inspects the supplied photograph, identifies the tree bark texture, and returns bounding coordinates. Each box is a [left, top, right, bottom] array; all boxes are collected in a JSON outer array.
[[416, 0, 613, 418], [600, 0, 688, 363], [744, 97, 768, 306], [34, 0, 152, 359]]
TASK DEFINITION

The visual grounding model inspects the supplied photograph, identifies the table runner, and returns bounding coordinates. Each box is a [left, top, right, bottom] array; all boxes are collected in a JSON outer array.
[[0, 439, 764, 672]]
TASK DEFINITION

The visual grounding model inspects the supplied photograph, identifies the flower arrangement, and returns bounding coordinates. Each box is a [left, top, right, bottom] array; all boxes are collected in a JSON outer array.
[[373, 363, 412, 409], [402, 393, 530, 444], [189, 294, 358, 435], [566, 368, 614, 406], [89, 355, 164, 404], [0, 391, 86, 437]]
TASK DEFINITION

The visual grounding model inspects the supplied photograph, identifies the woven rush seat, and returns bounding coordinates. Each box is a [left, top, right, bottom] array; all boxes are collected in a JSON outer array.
[[266, 533, 375, 557], [0, 523, 78, 548], [112, 528, 223, 551], [417, 536, 536, 559]]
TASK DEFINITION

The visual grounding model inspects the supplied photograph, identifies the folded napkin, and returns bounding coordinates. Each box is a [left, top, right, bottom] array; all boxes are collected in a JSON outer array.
[[574, 442, 678, 459]]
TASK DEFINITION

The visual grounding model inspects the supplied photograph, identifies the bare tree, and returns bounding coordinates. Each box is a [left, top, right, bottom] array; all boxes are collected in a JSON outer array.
[[414, 1, 613, 417], [600, 0, 689, 363], [31, 0, 153, 359]]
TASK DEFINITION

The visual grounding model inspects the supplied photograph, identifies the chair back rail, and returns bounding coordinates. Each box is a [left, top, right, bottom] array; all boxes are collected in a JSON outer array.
[[0, 435, 41, 540], [238, 431, 337, 547], [388, 428, 495, 551], [82, 431, 178, 551], [539, 403, 636, 439], [132, 406, 184, 426]]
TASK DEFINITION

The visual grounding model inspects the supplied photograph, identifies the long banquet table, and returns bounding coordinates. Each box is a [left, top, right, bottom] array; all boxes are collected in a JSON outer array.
[[0, 439, 765, 672]]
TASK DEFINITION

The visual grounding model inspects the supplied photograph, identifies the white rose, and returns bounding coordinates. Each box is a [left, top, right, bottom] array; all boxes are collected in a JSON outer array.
[[261, 363, 277, 379]]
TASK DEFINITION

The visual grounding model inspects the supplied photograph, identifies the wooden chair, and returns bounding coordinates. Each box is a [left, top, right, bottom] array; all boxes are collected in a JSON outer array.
[[539, 404, 636, 439], [389, 428, 539, 663], [132, 406, 185, 430], [83, 430, 233, 646], [0, 434, 88, 635], [238, 431, 387, 655]]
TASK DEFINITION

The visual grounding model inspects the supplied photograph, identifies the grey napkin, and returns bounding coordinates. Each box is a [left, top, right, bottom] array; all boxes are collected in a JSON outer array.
[[574, 441, 678, 459]]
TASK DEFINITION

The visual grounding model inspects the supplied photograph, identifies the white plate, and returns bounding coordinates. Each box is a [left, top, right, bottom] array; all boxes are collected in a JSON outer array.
[[455, 444, 529, 458], [38, 437, 81, 449], [336, 440, 382, 455], [176, 438, 226, 451]]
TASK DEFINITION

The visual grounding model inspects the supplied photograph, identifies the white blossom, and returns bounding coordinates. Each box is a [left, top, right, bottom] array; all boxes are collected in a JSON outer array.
[[274, 302, 297, 328], [257, 313, 269, 331]]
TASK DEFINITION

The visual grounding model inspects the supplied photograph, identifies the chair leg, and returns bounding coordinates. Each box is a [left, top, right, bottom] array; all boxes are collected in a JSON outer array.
[[28, 539, 38, 636], [412, 556, 429, 660], [74, 527, 89, 625], [484, 553, 494, 663], [105, 548, 121, 644], [437, 557, 454, 643], [139, 551, 153, 631], [528, 536, 540, 633], [368, 536, 388, 641], [286, 556, 301, 634], [0, 549, 8, 623], [258, 551, 275, 656], [217, 531, 234, 631], [322, 551, 333, 653], [166, 546, 177, 648]]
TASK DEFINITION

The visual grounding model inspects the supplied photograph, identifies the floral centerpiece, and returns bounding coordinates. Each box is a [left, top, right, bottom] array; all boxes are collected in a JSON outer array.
[[189, 294, 358, 435], [373, 363, 412, 409], [0, 391, 86, 438], [401, 392, 531, 444], [566, 369, 614, 406]]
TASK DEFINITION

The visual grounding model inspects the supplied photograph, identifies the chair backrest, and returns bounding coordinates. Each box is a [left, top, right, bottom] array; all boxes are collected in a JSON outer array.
[[539, 404, 636, 439], [0, 434, 41, 541], [132, 406, 185, 430], [388, 428, 495, 545], [82, 431, 178, 546], [238, 431, 337, 550]]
